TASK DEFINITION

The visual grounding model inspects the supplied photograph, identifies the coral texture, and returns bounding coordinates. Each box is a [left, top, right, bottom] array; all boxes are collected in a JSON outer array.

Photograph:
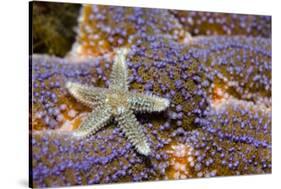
[[30, 4, 271, 188], [70, 5, 185, 58], [170, 10, 271, 38]]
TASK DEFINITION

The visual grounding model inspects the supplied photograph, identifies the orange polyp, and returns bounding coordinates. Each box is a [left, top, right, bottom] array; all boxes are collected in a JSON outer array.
[[164, 141, 195, 179], [59, 113, 88, 131], [71, 115, 83, 130], [212, 86, 224, 103], [211, 82, 230, 107]]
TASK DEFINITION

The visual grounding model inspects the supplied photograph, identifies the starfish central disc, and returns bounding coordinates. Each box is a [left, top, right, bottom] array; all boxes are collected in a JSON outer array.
[[106, 91, 128, 115]]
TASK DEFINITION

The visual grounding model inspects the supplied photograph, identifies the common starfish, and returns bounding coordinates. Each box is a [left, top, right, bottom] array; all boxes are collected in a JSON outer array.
[[66, 48, 170, 156]]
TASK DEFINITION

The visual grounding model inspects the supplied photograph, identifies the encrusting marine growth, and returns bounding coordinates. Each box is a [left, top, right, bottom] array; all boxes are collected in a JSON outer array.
[[66, 48, 170, 155], [31, 4, 271, 186]]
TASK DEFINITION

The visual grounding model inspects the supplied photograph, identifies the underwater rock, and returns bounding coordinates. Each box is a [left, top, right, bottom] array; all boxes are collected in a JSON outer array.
[[32, 2, 81, 57], [170, 10, 271, 38]]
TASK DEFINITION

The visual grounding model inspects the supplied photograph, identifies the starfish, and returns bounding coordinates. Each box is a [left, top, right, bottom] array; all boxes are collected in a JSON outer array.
[[66, 48, 170, 156]]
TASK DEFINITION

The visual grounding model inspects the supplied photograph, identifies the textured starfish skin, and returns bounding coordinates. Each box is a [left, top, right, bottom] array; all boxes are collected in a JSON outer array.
[[66, 48, 170, 155]]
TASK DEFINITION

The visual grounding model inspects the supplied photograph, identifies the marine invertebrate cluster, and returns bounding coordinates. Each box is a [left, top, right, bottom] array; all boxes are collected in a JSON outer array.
[[126, 34, 213, 131], [31, 54, 112, 131], [70, 5, 185, 58], [164, 98, 271, 179], [191, 98, 271, 176], [170, 10, 271, 38], [32, 124, 172, 187], [30, 3, 272, 188], [31, 33, 271, 186], [191, 36, 271, 105]]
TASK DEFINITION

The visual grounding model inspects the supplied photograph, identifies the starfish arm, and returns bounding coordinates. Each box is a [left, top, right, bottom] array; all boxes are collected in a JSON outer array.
[[128, 92, 170, 113], [109, 48, 129, 91], [73, 105, 112, 138], [116, 110, 151, 156], [66, 82, 107, 107]]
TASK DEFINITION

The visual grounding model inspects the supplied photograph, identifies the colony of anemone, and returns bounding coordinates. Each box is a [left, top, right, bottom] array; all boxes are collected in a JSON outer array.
[[69, 5, 184, 58], [30, 3, 272, 188], [170, 10, 271, 37], [192, 36, 271, 106]]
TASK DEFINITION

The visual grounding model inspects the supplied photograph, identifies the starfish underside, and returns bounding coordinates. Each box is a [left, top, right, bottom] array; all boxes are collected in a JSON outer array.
[[66, 48, 170, 155]]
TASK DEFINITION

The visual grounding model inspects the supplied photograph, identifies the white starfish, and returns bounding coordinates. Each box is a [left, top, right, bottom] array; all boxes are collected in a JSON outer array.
[[66, 48, 170, 156]]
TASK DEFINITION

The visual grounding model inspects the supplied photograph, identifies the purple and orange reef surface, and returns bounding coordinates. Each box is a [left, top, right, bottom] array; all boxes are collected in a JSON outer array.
[[30, 4, 271, 188]]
